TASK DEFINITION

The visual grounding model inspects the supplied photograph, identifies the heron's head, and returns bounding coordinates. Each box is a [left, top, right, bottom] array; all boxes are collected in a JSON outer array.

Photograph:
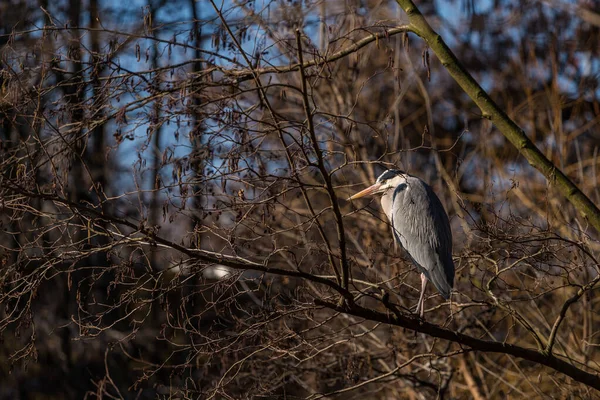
[[347, 169, 407, 200]]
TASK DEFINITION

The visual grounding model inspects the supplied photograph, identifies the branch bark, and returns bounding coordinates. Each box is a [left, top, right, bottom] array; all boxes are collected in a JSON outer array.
[[317, 299, 600, 391], [395, 0, 600, 233]]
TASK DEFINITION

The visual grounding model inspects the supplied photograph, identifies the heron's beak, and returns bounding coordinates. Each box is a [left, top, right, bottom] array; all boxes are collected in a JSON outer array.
[[347, 183, 382, 201]]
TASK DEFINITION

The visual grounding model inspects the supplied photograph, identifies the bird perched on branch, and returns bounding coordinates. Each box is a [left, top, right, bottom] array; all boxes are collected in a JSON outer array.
[[348, 169, 454, 318]]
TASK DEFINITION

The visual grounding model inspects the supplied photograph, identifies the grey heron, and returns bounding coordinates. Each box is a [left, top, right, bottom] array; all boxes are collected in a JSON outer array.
[[348, 169, 454, 318]]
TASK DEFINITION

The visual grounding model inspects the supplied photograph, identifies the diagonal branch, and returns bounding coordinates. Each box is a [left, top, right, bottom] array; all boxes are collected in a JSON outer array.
[[546, 275, 600, 354], [395, 0, 600, 233], [229, 26, 412, 82]]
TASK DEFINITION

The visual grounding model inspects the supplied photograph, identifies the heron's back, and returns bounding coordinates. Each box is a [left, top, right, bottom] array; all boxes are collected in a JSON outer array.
[[381, 176, 454, 298]]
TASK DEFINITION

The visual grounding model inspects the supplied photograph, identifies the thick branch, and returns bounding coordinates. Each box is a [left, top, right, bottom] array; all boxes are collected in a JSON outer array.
[[317, 299, 600, 391], [395, 0, 600, 233]]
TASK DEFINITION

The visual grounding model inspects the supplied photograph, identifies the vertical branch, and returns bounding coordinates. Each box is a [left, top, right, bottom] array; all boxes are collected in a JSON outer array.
[[188, 0, 209, 321], [89, 0, 106, 198], [295, 30, 350, 292], [58, 0, 85, 373], [147, 0, 163, 251], [458, 354, 487, 400], [88, 0, 109, 273], [319, 1, 327, 52], [189, 0, 205, 229]]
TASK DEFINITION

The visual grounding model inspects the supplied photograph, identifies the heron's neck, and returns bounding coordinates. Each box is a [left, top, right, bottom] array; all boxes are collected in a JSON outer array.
[[380, 191, 394, 223]]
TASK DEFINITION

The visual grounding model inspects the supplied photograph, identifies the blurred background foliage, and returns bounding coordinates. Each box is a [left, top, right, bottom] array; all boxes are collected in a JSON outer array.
[[1, 0, 600, 398]]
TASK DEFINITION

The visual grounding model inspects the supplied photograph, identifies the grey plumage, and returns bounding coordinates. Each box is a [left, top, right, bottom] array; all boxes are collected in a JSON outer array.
[[380, 173, 454, 299], [348, 169, 455, 317]]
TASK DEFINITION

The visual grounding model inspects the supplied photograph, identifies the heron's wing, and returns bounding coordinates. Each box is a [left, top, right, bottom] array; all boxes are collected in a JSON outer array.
[[389, 178, 454, 298]]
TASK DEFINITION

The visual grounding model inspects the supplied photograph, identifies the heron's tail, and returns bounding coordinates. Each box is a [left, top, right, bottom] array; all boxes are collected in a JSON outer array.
[[426, 257, 454, 299]]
